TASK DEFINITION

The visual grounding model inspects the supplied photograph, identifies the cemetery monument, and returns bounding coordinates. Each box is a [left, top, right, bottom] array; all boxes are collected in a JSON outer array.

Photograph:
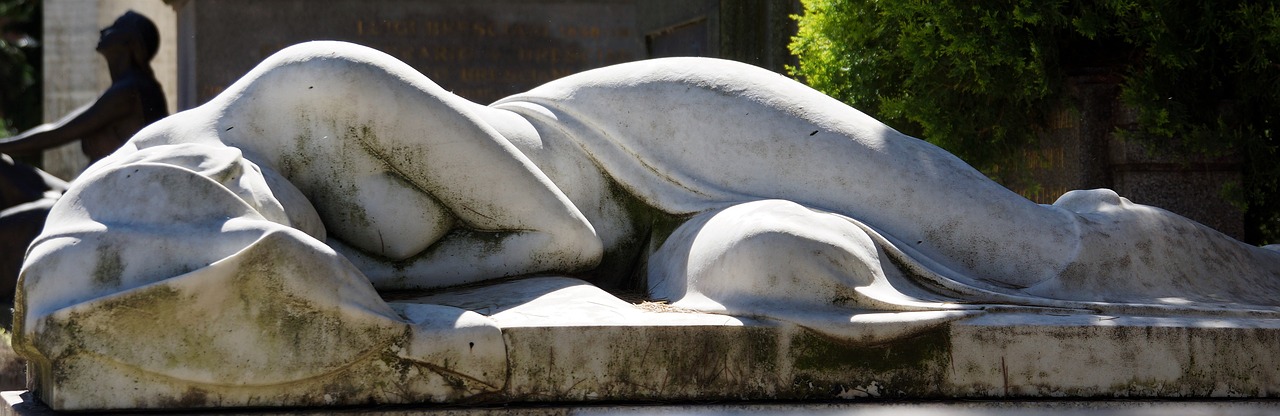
[[12, 41, 1280, 411]]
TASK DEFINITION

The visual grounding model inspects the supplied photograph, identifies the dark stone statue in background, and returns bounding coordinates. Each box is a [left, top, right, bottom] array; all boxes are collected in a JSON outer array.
[[0, 11, 165, 306]]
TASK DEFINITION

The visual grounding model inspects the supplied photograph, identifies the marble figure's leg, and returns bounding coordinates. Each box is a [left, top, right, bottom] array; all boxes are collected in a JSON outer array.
[[648, 200, 980, 343]]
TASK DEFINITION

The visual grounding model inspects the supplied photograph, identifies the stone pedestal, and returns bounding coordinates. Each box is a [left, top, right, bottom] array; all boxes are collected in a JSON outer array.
[[423, 278, 1280, 401], [22, 276, 1280, 411]]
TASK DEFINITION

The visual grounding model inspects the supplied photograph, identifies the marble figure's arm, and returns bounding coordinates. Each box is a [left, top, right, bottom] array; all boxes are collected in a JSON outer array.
[[206, 41, 604, 289]]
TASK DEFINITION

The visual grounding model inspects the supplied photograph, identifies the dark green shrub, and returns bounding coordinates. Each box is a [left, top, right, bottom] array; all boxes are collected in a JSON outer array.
[[0, 0, 40, 135], [790, 0, 1280, 243]]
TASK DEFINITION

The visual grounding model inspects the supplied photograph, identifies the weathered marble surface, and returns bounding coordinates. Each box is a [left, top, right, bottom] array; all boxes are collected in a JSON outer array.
[[22, 277, 1280, 411], [399, 278, 1280, 400], [13, 41, 1280, 410]]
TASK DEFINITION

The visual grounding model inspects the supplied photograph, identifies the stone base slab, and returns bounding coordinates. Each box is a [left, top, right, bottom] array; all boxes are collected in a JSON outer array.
[[408, 278, 1280, 402], [17, 277, 1280, 411], [486, 313, 1280, 401], [9, 391, 1280, 416]]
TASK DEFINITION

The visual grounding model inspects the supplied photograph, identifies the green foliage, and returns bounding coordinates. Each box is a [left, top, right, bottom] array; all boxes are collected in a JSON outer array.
[[790, 0, 1065, 175], [0, 0, 39, 137], [791, 0, 1280, 243]]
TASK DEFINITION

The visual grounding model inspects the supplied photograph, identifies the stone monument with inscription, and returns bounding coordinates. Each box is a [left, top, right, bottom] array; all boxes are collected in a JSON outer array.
[[165, 0, 798, 108], [11, 41, 1280, 411]]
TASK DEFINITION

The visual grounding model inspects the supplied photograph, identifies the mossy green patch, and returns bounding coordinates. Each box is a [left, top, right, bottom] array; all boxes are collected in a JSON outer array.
[[789, 327, 951, 397], [92, 246, 125, 289], [586, 177, 687, 293]]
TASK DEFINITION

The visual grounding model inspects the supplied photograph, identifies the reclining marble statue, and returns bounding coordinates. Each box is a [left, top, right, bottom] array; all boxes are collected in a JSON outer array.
[[13, 41, 1280, 410]]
